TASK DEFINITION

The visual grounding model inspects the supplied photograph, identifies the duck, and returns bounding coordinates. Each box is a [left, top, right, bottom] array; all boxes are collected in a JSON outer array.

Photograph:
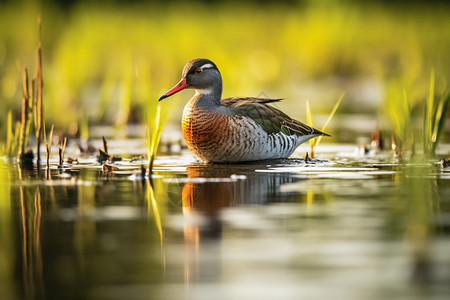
[[158, 58, 329, 163]]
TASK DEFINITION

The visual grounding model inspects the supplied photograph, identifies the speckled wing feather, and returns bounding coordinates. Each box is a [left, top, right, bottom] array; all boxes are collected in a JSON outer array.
[[221, 97, 283, 106], [222, 97, 330, 137]]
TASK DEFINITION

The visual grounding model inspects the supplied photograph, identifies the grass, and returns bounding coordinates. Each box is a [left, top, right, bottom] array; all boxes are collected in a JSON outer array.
[[306, 92, 344, 157], [43, 123, 54, 176], [0, 2, 449, 162], [2, 111, 20, 158], [1, 2, 449, 131], [17, 68, 31, 160], [384, 81, 412, 159], [146, 104, 163, 175], [58, 137, 67, 167], [423, 71, 449, 157], [1, 16, 45, 165], [34, 18, 44, 163], [384, 71, 449, 160]]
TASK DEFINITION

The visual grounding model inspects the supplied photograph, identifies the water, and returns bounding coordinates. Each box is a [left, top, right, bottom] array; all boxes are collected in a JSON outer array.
[[1, 142, 449, 300]]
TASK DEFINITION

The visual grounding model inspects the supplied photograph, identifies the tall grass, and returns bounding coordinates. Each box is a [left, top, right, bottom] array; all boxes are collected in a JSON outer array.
[[146, 104, 163, 175], [384, 71, 449, 160], [423, 71, 449, 157], [306, 92, 344, 157], [34, 18, 44, 162], [2, 111, 20, 158], [2, 17, 46, 165], [17, 68, 32, 160], [385, 81, 413, 159], [1, 2, 449, 135], [43, 123, 54, 176]]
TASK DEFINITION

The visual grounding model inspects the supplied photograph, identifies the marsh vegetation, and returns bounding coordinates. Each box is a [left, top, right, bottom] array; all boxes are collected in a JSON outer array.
[[0, 1, 449, 299]]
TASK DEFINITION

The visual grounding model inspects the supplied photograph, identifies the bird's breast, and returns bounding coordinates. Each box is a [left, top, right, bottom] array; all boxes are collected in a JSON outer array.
[[182, 104, 230, 157]]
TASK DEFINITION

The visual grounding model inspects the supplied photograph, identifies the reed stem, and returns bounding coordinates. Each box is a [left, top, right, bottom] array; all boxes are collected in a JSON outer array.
[[58, 137, 67, 167], [35, 23, 43, 164], [17, 68, 30, 160]]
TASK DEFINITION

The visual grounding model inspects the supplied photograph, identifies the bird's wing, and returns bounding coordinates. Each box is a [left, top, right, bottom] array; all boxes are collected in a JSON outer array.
[[221, 97, 283, 106], [222, 97, 330, 137]]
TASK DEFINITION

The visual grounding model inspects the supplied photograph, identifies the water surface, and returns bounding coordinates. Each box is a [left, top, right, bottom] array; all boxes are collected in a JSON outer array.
[[1, 143, 449, 300]]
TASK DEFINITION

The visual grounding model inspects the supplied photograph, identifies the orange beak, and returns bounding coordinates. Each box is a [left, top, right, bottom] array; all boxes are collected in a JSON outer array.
[[158, 78, 189, 101]]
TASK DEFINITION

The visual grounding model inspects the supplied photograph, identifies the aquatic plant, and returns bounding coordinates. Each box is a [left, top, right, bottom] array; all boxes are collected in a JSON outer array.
[[423, 71, 449, 157], [43, 123, 54, 176], [1, 2, 450, 132], [6, 17, 45, 165], [385, 71, 449, 160], [146, 104, 163, 175], [34, 19, 44, 163], [305, 100, 314, 157], [306, 92, 344, 157], [17, 68, 32, 161], [2, 111, 20, 158], [385, 81, 413, 159], [58, 137, 67, 167]]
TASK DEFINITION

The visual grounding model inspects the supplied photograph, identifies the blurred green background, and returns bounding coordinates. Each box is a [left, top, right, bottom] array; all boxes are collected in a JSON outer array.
[[0, 0, 449, 143]]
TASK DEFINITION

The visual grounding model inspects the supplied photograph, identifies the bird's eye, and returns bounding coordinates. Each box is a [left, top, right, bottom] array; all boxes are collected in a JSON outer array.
[[195, 67, 203, 74]]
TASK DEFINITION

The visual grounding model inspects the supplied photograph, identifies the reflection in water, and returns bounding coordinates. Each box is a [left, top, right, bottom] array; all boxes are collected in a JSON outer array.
[[18, 185, 45, 300], [146, 179, 166, 269], [75, 169, 98, 281], [180, 164, 301, 289], [0, 162, 18, 300], [0, 155, 449, 300], [401, 165, 440, 283]]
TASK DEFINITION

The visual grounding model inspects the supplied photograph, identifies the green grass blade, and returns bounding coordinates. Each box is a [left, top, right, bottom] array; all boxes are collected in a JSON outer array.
[[431, 92, 450, 154], [306, 100, 313, 127], [5, 111, 13, 156], [424, 70, 435, 155], [147, 104, 163, 173], [315, 92, 345, 146], [306, 100, 315, 150], [12, 122, 21, 158], [427, 69, 435, 130]]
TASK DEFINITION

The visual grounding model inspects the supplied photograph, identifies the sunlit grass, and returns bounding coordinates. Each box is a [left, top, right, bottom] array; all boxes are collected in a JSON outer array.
[[314, 92, 345, 146], [1, 111, 20, 158], [385, 81, 412, 159], [146, 104, 163, 175], [17, 68, 32, 161], [2, 16, 45, 165], [306, 92, 344, 157], [423, 71, 449, 157], [0, 1, 449, 151], [43, 123, 54, 175], [384, 71, 449, 160]]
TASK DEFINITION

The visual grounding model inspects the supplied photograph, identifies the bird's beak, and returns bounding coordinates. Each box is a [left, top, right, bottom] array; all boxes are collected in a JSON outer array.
[[158, 78, 189, 101]]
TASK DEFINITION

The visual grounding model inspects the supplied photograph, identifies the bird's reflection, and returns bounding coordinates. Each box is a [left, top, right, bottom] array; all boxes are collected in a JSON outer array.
[[182, 166, 237, 239], [180, 163, 300, 286], [182, 163, 300, 212]]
